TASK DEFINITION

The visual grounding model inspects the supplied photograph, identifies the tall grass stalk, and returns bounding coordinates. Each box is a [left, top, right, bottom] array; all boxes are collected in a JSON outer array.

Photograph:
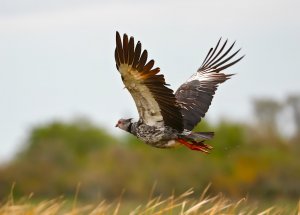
[[0, 188, 298, 215]]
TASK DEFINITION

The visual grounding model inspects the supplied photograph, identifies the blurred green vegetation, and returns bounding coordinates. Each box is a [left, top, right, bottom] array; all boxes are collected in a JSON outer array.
[[0, 113, 299, 202]]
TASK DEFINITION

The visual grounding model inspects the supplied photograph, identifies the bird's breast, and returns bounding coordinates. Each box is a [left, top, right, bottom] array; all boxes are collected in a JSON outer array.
[[135, 124, 179, 148]]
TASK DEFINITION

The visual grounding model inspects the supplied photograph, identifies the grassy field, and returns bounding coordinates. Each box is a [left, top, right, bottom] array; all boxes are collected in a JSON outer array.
[[1, 120, 299, 214], [1, 188, 299, 215]]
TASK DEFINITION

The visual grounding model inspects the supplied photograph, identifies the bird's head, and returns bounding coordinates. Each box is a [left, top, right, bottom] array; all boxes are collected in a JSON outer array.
[[115, 118, 133, 132]]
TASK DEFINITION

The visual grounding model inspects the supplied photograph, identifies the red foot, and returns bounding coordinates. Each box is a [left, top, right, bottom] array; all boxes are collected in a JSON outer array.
[[191, 141, 213, 150], [177, 138, 212, 153]]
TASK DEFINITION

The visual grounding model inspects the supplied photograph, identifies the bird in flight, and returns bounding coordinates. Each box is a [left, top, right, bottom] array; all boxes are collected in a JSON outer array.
[[115, 32, 243, 153]]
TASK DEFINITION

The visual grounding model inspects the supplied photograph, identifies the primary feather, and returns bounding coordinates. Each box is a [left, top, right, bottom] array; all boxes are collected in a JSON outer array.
[[115, 32, 183, 131], [175, 39, 244, 130]]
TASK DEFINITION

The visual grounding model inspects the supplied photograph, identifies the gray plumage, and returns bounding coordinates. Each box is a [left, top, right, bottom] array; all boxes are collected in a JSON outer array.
[[114, 32, 243, 152]]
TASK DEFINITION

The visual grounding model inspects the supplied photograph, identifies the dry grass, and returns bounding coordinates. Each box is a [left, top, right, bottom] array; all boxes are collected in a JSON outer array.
[[0, 187, 299, 215]]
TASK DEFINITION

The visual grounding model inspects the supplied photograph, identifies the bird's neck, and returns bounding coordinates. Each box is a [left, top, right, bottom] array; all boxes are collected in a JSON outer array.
[[127, 122, 133, 133], [127, 121, 138, 135]]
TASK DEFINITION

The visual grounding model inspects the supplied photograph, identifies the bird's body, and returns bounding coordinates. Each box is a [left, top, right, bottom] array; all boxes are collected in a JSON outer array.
[[114, 32, 243, 153], [133, 123, 179, 148]]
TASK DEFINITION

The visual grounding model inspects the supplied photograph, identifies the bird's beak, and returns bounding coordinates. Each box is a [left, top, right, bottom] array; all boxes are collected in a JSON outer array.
[[115, 123, 118, 127]]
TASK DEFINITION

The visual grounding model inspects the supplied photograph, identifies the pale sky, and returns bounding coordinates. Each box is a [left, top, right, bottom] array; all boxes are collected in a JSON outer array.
[[0, 0, 299, 162]]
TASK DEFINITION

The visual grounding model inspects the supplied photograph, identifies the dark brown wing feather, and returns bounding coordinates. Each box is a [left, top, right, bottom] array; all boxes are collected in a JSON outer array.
[[175, 39, 244, 130], [115, 32, 183, 131]]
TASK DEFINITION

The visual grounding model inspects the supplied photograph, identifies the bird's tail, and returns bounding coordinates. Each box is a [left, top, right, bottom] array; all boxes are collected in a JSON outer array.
[[177, 131, 214, 153], [188, 131, 214, 140]]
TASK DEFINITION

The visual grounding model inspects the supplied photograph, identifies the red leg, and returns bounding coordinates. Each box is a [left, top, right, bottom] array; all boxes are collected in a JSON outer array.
[[177, 138, 211, 153], [191, 140, 213, 150]]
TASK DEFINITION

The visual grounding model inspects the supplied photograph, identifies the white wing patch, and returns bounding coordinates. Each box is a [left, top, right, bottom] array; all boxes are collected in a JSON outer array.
[[119, 64, 164, 127], [187, 70, 216, 82], [115, 32, 184, 131]]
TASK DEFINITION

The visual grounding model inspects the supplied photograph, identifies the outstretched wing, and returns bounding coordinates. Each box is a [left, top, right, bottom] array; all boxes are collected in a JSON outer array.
[[115, 32, 183, 131], [175, 39, 244, 130]]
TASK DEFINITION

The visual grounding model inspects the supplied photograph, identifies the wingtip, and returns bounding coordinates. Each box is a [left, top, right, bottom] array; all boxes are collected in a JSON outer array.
[[116, 31, 122, 43], [235, 54, 245, 63], [227, 73, 236, 79], [116, 31, 130, 41]]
